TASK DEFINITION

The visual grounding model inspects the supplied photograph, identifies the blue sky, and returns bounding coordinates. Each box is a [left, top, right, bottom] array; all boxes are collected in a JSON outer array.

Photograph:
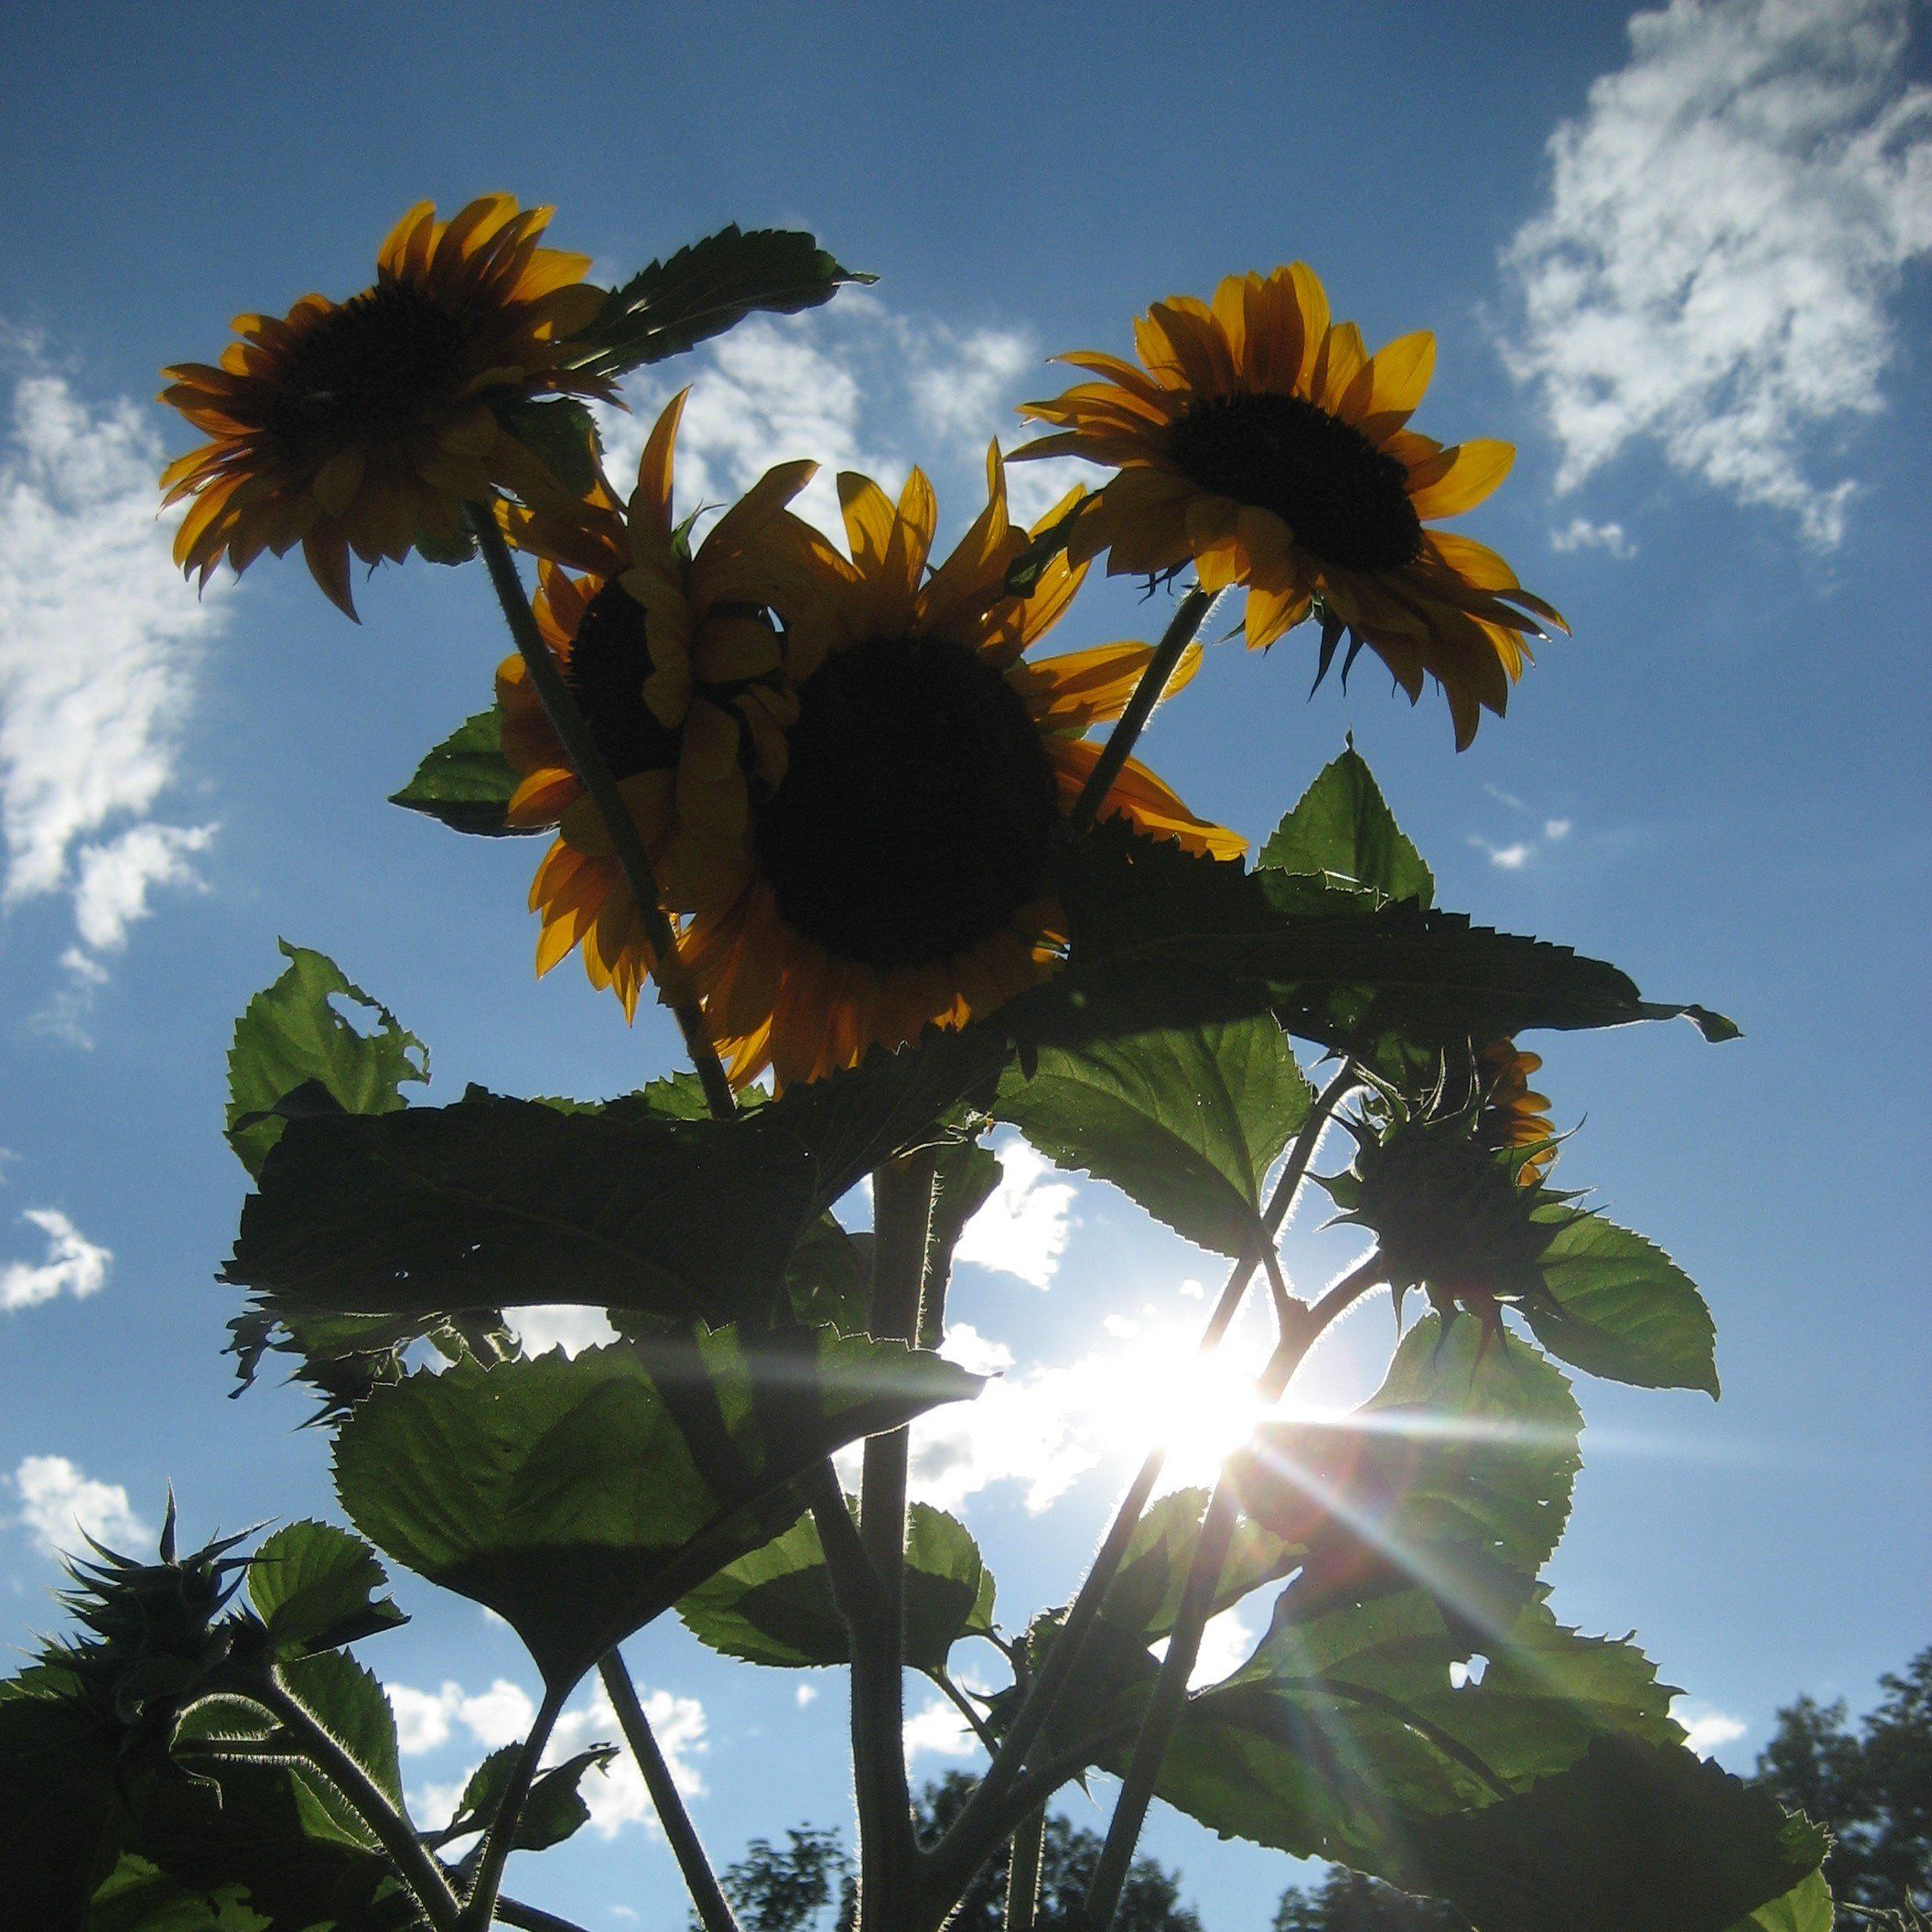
[[1, 0, 1928, 1925]]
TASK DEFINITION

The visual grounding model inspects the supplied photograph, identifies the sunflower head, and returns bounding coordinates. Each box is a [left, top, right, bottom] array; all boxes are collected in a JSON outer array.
[[160, 195, 609, 617], [496, 390, 817, 1015], [664, 448, 1243, 1089], [1017, 266, 1568, 748], [1337, 1092, 1560, 1342], [1476, 1038, 1558, 1185]]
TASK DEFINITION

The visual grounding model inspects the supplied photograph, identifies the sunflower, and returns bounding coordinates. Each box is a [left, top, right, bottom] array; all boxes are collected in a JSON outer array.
[[524, 445, 1239, 1088], [496, 390, 817, 1017], [160, 195, 608, 618], [1016, 266, 1567, 748], [1476, 1038, 1557, 1185]]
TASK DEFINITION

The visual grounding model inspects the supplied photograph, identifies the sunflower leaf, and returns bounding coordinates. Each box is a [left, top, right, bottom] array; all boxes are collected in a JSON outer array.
[[1723, 1870, 1835, 1932], [440, 1743, 616, 1853], [1523, 1206, 1720, 1397], [225, 944, 428, 1178], [332, 1329, 980, 1686], [1045, 823, 1739, 1076], [245, 1522, 406, 1660], [390, 706, 534, 838], [575, 226, 874, 382], [1259, 744, 1434, 906], [676, 1498, 994, 1671], [993, 971, 1312, 1255], [224, 1087, 821, 1337]]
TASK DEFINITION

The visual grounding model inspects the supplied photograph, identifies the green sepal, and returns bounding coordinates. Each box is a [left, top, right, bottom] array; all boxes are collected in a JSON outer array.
[[495, 395, 603, 498], [390, 707, 534, 838]]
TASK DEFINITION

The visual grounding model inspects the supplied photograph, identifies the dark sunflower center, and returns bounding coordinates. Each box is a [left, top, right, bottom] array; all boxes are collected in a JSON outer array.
[[264, 279, 469, 458], [565, 582, 680, 781], [1166, 392, 1421, 572], [753, 634, 1059, 973]]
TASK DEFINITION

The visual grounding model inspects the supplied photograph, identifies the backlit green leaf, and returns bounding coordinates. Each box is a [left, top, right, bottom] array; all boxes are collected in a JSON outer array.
[[246, 1521, 405, 1659], [997, 971, 1312, 1255], [333, 1329, 981, 1685], [225, 944, 427, 1177], [441, 1742, 616, 1853], [574, 226, 873, 383], [677, 1499, 994, 1672], [1260, 746, 1434, 906], [1527, 1207, 1720, 1397], [390, 706, 533, 838]]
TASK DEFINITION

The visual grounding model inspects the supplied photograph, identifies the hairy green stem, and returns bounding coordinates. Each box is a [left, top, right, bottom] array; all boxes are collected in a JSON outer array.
[[1066, 586, 1216, 836], [460, 1678, 568, 1932], [599, 1652, 740, 1932], [256, 1672, 461, 1931], [465, 504, 738, 1120], [932, 1064, 1358, 1894], [852, 1149, 940, 1929], [1006, 1804, 1046, 1932]]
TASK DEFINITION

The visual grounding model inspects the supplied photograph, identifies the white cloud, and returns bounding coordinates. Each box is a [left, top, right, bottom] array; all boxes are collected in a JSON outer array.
[[1, 1206, 111, 1311], [955, 1138, 1074, 1290], [1153, 1603, 1258, 1690], [0, 353, 226, 997], [795, 1682, 819, 1708], [600, 298, 1074, 545], [1544, 818, 1573, 841], [8, 1453, 151, 1555], [903, 1692, 980, 1763], [386, 1678, 538, 1756], [1505, 0, 1932, 545], [1473, 839, 1534, 870], [505, 1305, 620, 1358], [1676, 1700, 1749, 1756], [1549, 516, 1636, 558]]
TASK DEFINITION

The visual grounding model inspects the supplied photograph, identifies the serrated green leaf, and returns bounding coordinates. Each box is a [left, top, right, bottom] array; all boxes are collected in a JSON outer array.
[[1044, 825, 1737, 1074], [1724, 1870, 1834, 1932], [88, 1855, 268, 1932], [247, 1522, 405, 1659], [677, 1498, 993, 1672], [574, 225, 872, 382], [225, 944, 427, 1178], [276, 1649, 405, 1818], [334, 1329, 981, 1685], [1397, 1736, 1828, 1932], [996, 970, 1312, 1255], [1526, 1208, 1720, 1397], [224, 1088, 820, 1339], [1260, 747, 1434, 907], [785, 1214, 871, 1334], [1096, 1486, 1303, 1648], [443, 1742, 616, 1852], [390, 707, 534, 838]]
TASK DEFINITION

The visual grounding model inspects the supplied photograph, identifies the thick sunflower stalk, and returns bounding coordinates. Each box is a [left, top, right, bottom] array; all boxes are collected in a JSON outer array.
[[3, 195, 1831, 1932]]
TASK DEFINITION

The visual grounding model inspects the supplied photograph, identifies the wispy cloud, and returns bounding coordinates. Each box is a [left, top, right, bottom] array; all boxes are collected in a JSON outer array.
[[1505, 0, 1932, 545], [1, 1206, 111, 1312], [1471, 789, 1576, 871], [0, 345, 229, 1029], [597, 295, 1079, 542], [6, 1453, 151, 1555]]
